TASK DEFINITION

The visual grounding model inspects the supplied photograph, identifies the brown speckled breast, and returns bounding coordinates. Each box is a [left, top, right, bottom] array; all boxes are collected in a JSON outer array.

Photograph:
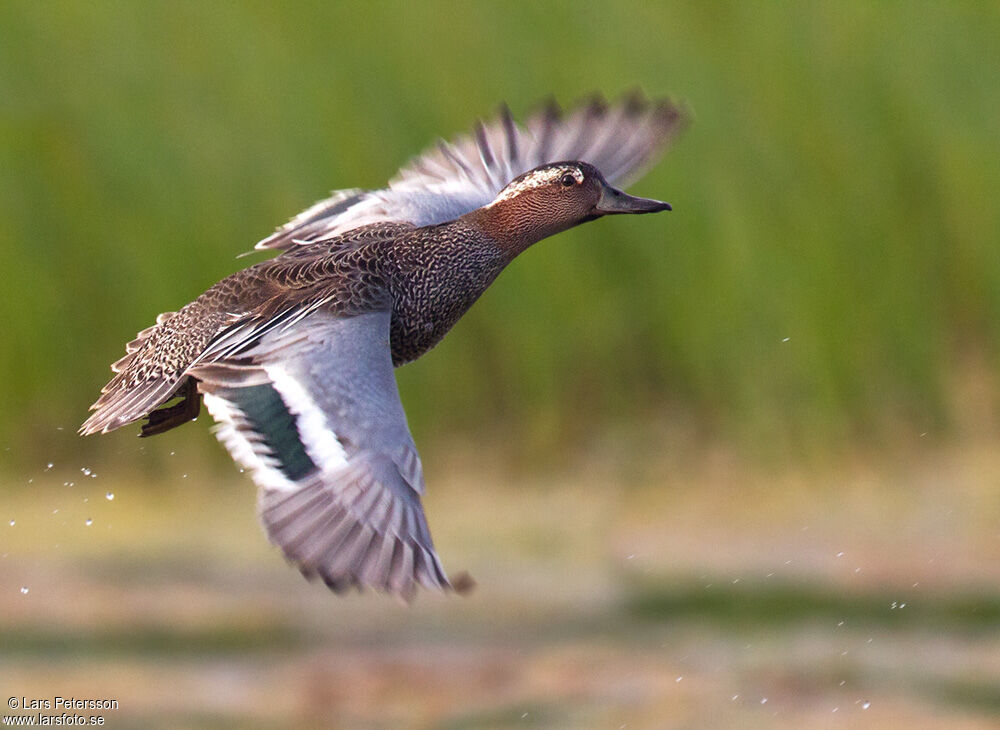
[[381, 222, 508, 365]]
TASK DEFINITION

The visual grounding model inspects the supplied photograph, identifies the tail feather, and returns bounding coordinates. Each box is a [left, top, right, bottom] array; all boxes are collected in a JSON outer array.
[[81, 305, 222, 436], [79, 375, 183, 435]]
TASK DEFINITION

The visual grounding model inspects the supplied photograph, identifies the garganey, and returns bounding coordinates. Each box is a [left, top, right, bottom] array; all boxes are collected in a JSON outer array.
[[81, 93, 686, 600]]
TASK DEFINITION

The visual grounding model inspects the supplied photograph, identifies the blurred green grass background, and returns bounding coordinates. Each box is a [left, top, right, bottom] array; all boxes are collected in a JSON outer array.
[[2, 1, 999, 469]]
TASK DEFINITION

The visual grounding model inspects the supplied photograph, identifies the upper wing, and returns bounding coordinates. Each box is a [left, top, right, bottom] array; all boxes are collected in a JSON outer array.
[[192, 309, 453, 600], [256, 91, 686, 251]]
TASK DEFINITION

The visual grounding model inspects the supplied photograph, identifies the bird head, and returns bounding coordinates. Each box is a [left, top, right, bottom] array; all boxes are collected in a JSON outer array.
[[477, 161, 671, 254]]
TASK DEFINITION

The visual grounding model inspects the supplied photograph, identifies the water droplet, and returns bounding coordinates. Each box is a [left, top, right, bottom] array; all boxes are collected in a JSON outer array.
[[832, 707, 839, 713], [781, 337, 790, 342], [862, 701, 871, 710], [52, 509, 59, 514], [20, 586, 29, 595], [85, 518, 93, 527], [105, 492, 115, 501], [81, 467, 91, 476], [675, 676, 683, 683], [836, 551, 845, 558], [45, 463, 54, 471], [760, 698, 768, 705], [731, 694, 739, 701]]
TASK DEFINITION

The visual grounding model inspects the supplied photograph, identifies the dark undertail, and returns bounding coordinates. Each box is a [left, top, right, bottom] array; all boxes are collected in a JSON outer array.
[[139, 378, 203, 437]]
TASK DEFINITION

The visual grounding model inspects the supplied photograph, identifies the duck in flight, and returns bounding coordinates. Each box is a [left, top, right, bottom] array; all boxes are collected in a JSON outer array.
[[81, 93, 686, 600]]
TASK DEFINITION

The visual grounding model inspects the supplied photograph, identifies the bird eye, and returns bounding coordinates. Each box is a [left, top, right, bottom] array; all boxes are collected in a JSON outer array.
[[560, 173, 577, 187]]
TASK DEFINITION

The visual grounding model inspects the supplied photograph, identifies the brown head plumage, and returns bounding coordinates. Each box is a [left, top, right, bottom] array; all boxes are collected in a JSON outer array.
[[467, 161, 671, 256]]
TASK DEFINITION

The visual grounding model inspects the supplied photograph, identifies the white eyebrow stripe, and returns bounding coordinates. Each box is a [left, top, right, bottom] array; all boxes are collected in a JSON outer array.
[[487, 165, 582, 205]]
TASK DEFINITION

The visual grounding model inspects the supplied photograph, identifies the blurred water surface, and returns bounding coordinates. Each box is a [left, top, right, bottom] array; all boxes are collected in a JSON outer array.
[[4, 439, 1000, 728]]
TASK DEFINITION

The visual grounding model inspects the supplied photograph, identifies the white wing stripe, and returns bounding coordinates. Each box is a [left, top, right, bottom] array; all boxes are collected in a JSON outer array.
[[203, 392, 297, 493], [265, 364, 349, 477]]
